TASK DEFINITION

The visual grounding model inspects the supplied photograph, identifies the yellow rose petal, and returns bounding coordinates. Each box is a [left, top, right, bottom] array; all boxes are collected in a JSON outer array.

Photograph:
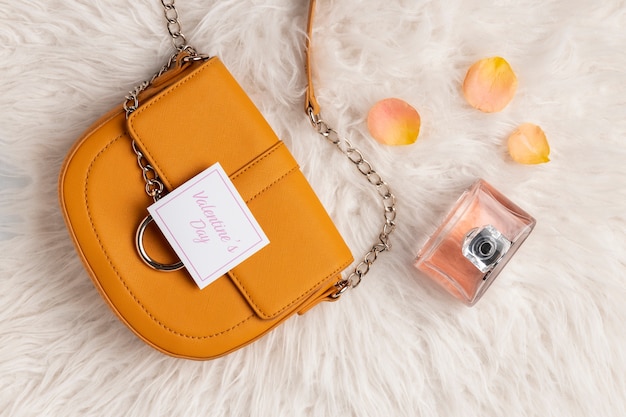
[[367, 98, 421, 146], [507, 123, 551, 164], [463, 57, 518, 113]]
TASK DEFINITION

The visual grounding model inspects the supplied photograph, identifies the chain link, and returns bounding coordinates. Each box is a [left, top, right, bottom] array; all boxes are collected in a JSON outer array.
[[124, 50, 181, 118], [124, 51, 186, 202], [124, 0, 209, 202], [161, 0, 187, 50], [308, 108, 396, 298], [131, 141, 164, 201]]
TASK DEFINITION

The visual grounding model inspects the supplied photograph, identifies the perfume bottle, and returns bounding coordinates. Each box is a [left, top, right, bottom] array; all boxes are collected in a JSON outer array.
[[414, 179, 536, 306]]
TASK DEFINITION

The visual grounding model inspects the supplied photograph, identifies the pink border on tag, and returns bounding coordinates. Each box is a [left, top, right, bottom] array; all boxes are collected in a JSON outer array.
[[152, 168, 265, 282]]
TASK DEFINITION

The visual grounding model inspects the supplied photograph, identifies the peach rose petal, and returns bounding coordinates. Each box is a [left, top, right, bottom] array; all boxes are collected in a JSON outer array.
[[507, 123, 551, 164], [367, 98, 421, 146], [463, 57, 518, 113]]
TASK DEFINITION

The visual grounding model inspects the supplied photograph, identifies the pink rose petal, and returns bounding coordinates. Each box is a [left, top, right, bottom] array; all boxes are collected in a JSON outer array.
[[463, 57, 518, 113], [367, 98, 421, 146]]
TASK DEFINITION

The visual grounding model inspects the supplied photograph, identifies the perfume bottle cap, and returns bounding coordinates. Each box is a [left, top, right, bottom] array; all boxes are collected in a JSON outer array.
[[462, 225, 512, 273]]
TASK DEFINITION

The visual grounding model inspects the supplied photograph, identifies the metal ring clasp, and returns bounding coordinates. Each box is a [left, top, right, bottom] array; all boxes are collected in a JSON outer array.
[[135, 215, 184, 271]]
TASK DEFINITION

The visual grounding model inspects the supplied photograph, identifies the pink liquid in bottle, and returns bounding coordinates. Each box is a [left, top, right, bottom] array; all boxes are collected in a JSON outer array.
[[414, 179, 535, 305]]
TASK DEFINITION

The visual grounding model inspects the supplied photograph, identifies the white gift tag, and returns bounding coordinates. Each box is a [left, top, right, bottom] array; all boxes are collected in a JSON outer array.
[[148, 163, 270, 289]]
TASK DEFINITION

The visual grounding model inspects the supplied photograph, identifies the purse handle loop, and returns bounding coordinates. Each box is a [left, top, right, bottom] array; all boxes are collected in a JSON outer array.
[[304, 0, 397, 297], [305, 0, 321, 116]]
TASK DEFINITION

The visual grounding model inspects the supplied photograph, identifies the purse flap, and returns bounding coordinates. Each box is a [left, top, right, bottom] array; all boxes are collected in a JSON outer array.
[[127, 57, 352, 319], [128, 58, 279, 191]]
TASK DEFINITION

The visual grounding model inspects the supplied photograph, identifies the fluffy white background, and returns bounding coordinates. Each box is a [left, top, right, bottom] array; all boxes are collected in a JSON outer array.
[[1, 1, 625, 416]]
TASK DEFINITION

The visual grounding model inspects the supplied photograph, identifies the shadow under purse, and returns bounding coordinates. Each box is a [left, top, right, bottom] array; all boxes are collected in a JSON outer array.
[[59, 53, 353, 359]]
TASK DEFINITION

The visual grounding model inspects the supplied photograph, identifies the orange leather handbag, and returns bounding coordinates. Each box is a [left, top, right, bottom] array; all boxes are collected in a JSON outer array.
[[58, 0, 395, 360]]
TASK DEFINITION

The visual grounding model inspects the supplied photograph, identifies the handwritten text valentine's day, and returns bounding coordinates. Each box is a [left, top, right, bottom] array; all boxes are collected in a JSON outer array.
[[190, 191, 240, 253], [147, 163, 269, 289]]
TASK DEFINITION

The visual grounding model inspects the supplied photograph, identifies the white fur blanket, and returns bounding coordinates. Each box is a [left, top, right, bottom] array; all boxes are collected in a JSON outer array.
[[1, 1, 625, 416]]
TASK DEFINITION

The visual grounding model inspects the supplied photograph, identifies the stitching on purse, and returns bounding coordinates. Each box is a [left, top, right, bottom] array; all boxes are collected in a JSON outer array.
[[229, 168, 352, 318], [84, 132, 254, 340], [245, 166, 298, 203], [127, 59, 219, 187], [231, 141, 286, 181], [230, 259, 351, 319]]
